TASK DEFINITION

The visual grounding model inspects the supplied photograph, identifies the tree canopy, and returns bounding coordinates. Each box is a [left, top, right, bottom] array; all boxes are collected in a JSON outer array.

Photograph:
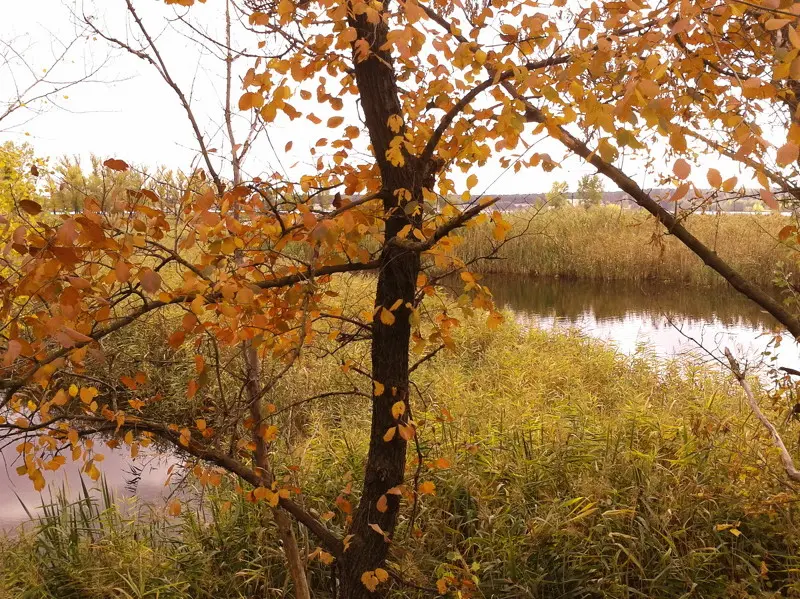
[[3, 0, 800, 597]]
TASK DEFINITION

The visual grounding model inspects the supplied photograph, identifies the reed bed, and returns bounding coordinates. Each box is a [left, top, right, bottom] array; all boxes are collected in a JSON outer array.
[[457, 206, 798, 287], [2, 316, 799, 598]]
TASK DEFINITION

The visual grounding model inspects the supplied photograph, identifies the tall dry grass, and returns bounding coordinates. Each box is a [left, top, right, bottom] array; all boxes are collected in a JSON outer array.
[[3, 292, 800, 598], [457, 206, 798, 287]]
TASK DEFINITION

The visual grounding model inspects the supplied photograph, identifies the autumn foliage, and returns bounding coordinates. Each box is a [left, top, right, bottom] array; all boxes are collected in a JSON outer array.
[[4, 0, 800, 597]]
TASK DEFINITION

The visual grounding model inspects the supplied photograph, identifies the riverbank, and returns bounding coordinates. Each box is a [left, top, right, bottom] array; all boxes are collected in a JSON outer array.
[[457, 206, 796, 287], [2, 320, 798, 598]]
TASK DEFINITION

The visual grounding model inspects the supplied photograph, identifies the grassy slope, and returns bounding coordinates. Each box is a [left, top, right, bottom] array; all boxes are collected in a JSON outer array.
[[456, 206, 796, 287], [2, 319, 799, 598]]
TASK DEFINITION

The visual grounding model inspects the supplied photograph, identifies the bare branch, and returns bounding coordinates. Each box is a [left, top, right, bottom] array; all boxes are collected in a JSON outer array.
[[724, 348, 800, 483]]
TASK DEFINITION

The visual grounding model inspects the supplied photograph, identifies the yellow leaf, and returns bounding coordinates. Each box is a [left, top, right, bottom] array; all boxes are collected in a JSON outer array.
[[327, 116, 344, 128], [32, 470, 46, 491], [374, 381, 385, 396], [361, 571, 379, 592], [375, 568, 389, 583], [277, 0, 294, 19], [391, 401, 405, 419], [262, 424, 279, 442], [168, 500, 181, 516], [790, 26, 800, 48], [79, 387, 98, 404], [383, 426, 397, 442], [52, 389, 69, 406], [637, 79, 660, 98], [387, 114, 403, 133], [69, 384, 78, 397], [380, 307, 396, 326]]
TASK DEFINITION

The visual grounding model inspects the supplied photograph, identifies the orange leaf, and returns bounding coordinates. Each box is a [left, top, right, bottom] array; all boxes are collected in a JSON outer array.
[[779, 225, 797, 241], [369, 523, 387, 537], [777, 142, 799, 166], [79, 387, 98, 404], [140, 269, 162, 293], [418, 481, 436, 495], [434, 457, 451, 469], [766, 18, 792, 31], [103, 158, 129, 172], [672, 159, 691, 180], [760, 188, 778, 210], [18, 200, 42, 215], [115, 261, 131, 283], [706, 168, 722, 188], [239, 92, 264, 111]]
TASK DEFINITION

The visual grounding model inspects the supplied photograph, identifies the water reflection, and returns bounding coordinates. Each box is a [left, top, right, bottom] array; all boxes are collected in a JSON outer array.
[[477, 275, 800, 368], [0, 445, 178, 531]]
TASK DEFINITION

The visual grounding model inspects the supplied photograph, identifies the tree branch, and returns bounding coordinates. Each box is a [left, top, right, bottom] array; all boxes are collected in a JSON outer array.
[[724, 348, 800, 483]]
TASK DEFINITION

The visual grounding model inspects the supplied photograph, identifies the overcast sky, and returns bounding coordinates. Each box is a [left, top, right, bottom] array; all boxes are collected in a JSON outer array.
[[0, 0, 763, 195]]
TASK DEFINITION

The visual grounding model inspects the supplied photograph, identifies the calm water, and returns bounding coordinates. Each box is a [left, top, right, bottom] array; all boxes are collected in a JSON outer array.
[[3, 276, 799, 531], [0, 444, 177, 531], [477, 275, 800, 369]]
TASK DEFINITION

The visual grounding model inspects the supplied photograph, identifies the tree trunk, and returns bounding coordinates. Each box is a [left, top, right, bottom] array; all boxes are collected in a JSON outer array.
[[339, 4, 428, 598], [338, 213, 420, 599], [245, 343, 312, 599]]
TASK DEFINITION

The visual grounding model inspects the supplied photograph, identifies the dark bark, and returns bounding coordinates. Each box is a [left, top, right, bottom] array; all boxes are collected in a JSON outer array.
[[338, 4, 427, 598]]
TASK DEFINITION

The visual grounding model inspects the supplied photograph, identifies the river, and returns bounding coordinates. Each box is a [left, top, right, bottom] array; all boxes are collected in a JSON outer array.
[[2, 275, 799, 531], [478, 275, 800, 369]]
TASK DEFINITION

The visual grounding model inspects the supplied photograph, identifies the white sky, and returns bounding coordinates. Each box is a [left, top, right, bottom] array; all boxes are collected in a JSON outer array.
[[0, 0, 762, 196]]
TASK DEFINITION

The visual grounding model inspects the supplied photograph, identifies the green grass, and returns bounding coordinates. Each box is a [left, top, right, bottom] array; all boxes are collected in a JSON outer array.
[[3, 318, 800, 598], [456, 206, 798, 287]]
